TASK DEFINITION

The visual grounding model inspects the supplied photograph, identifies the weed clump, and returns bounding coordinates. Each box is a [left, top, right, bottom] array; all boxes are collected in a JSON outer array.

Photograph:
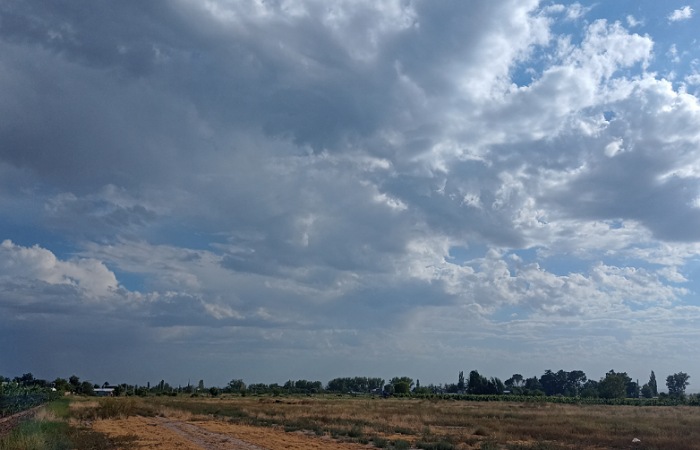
[[0, 420, 71, 450], [393, 439, 411, 449], [416, 440, 455, 450], [347, 425, 364, 438], [372, 435, 389, 448]]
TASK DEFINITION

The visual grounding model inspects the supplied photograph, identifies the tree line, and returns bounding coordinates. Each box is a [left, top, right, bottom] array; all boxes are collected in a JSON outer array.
[[421, 369, 689, 400], [1, 369, 692, 402]]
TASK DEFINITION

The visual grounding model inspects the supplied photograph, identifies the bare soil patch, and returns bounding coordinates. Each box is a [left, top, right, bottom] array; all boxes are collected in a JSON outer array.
[[92, 415, 371, 450]]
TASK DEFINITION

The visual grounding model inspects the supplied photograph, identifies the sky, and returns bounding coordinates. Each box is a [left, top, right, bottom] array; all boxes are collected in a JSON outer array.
[[2, 0, 700, 390]]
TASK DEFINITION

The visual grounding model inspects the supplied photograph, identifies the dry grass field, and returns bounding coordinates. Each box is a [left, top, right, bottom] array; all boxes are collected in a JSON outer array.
[[66, 395, 700, 449]]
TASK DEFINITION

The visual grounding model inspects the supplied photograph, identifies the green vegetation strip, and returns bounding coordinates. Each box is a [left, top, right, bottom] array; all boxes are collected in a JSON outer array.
[[0, 398, 132, 450], [0, 391, 60, 417], [0, 419, 72, 450]]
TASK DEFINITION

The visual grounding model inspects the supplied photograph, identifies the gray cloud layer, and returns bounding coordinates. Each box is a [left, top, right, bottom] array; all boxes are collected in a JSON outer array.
[[2, 0, 700, 386]]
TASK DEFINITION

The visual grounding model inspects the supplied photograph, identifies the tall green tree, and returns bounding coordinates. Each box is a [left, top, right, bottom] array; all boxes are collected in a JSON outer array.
[[598, 370, 630, 399], [626, 379, 640, 398], [649, 371, 658, 397], [327, 377, 383, 393], [14, 373, 35, 386], [580, 380, 599, 398], [79, 381, 95, 396], [489, 377, 505, 394], [53, 378, 70, 392], [393, 381, 411, 394], [467, 370, 487, 394], [505, 374, 524, 387], [290, 380, 323, 393], [465, 371, 503, 395], [524, 376, 543, 395], [390, 377, 414, 392], [567, 370, 587, 396], [69, 375, 81, 393], [666, 372, 690, 398], [390, 376, 413, 394], [539, 370, 569, 396], [457, 371, 465, 391]]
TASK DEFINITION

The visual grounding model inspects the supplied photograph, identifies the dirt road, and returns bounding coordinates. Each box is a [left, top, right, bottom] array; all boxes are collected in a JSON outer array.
[[159, 418, 266, 450], [93, 416, 372, 450], [0, 406, 41, 438]]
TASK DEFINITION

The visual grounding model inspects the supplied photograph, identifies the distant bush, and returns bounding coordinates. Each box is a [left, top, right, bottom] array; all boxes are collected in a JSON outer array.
[[372, 436, 388, 448], [71, 397, 157, 420], [416, 441, 455, 450], [347, 425, 363, 438], [393, 439, 410, 449], [480, 441, 499, 450]]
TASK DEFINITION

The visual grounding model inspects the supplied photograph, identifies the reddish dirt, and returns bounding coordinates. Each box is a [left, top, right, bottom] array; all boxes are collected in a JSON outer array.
[[92, 416, 372, 450]]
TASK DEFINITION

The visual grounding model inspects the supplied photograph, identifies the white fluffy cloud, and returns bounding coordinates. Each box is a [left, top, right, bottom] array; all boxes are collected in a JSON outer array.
[[668, 6, 694, 22], [0, 240, 118, 298]]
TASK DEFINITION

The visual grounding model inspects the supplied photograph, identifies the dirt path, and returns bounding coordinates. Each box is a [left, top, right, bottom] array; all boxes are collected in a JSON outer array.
[[92, 416, 371, 450], [158, 417, 267, 450], [0, 406, 42, 438]]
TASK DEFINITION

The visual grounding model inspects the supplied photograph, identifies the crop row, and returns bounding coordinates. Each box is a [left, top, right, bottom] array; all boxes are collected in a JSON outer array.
[[0, 391, 59, 417]]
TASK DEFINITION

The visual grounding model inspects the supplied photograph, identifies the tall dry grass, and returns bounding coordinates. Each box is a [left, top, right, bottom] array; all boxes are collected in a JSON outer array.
[[1, 398, 139, 450], [144, 395, 700, 449], [70, 396, 197, 423]]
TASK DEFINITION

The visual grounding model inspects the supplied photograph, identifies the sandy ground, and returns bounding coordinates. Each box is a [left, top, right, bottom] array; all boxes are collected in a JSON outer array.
[[92, 416, 374, 450]]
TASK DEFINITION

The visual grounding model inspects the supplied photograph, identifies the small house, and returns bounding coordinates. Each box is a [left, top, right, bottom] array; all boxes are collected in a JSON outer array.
[[94, 388, 114, 397]]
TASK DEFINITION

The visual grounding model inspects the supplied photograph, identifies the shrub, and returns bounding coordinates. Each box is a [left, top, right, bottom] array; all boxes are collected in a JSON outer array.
[[348, 425, 364, 438], [394, 439, 411, 449], [480, 441, 499, 450], [474, 427, 489, 436], [416, 441, 455, 450], [372, 436, 388, 448]]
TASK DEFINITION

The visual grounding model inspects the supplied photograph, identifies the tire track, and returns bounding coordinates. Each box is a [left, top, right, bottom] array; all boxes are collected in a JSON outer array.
[[157, 417, 269, 450]]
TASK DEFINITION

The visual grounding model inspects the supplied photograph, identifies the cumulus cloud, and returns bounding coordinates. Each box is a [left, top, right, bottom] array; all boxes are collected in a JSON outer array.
[[0, 240, 118, 298], [626, 15, 643, 27], [563, 2, 592, 21], [668, 6, 694, 22]]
